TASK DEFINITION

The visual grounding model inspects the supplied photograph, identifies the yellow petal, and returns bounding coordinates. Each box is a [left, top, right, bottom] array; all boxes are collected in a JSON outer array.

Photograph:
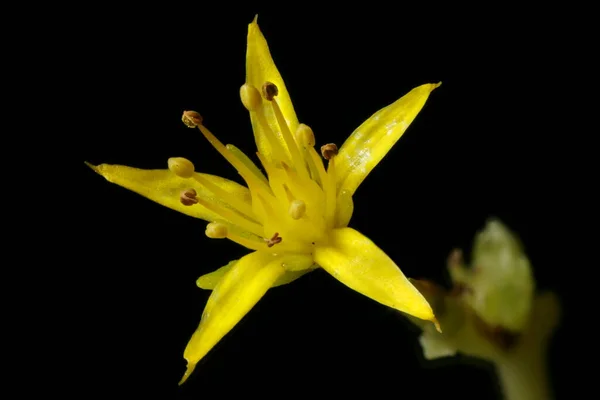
[[336, 83, 441, 195], [197, 259, 317, 290], [196, 260, 238, 289], [314, 227, 435, 322], [272, 268, 315, 287], [87, 163, 251, 222], [180, 251, 285, 384], [246, 16, 299, 162]]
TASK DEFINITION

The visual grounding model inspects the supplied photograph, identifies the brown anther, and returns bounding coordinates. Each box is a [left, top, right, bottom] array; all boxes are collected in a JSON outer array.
[[265, 232, 282, 247], [473, 314, 521, 351], [261, 81, 279, 101], [447, 248, 463, 269], [180, 188, 198, 206], [320, 143, 338, 160], [182, 110, 203, 128], [449, 283, 473, 297]]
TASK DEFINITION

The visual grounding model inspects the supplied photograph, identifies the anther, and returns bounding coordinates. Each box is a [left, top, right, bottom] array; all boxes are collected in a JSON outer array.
[[295, 124, 315, 147], [261, 81, 279, 101], [288, 200, 306, 220], [180, 188, 199, 206], [205, 222, 228, 239], [240, 84, 262, 111], [265, 232, 282, 247], [168, 157, 195, 178], [182, 110, 203, 128], [447, 249, 463, 269], [320, 143, 338, 160]]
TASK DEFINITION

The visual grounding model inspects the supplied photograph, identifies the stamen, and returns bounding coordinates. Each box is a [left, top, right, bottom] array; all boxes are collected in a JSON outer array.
[[240, 84, 262, 111], [295, 124, 320, 183], [256, 191, 278, 223], [320, 143, 338, 160], [169, 155, 258, 221], [168, 157, 195, 178], [183, 111, 272, 196], [182, 110, 203, 128], [192, 174, 256, 221], [307, 147, 336, 227], [194, 196, 264, 237], [282, 184, 295, 203], [261, 82, 309, 179], [205, 222, 228, 239], [241, 83, 290, 163], [205, 221, 267, 250], [279, 161, 305, 197], [265, 232, 282, 247], [324, 156, 337, 227], [226, 231, 269, 251], [226, 144, 268, 184], [256, 152, 288, 203], [255, 112, 289, 163], [288, 200, 306, 220], [180, 188, 199, 206], [307, 147, 329, 192], [261, 82, 279, 101], [295, 124, 316, 148]]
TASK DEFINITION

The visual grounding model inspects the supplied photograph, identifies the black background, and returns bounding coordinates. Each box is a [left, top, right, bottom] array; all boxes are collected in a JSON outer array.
[[77, 5, 578, 399]]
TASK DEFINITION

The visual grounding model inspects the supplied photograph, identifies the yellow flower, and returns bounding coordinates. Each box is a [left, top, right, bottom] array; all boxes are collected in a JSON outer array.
[[87, 16, 441, 384]]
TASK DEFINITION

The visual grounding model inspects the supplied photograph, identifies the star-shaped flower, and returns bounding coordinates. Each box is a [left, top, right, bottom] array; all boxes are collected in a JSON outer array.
[[87, 16, 441, 384]]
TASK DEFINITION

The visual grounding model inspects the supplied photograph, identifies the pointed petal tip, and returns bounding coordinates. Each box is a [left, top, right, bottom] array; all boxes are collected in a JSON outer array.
[[433, 317, 442, 333], [196, 276, 212, 290], [434, 81, 442, 89], [84, 162, 110, 181], [84, 161, 97, 172], [85, 162, 107, 179], [178, 363, 196, 385], [249, 14, 259, 31]]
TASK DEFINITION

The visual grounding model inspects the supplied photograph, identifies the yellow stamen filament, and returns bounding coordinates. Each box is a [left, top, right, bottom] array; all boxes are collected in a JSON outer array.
[[226, 144, 268, 184], [270, 98, 308, 179], [302, 146, 322, 185], [279, 162, 306, 199], [308, 146, 329, 192], [242, 83, 289, 163], [282, 184, 295, 203], [195, 196, 264, 237], [196, 123, 272, 195], [324, 157, 337, 226], [295, 124, 321, 184], [226, 231, 268, 251], [260, 82, 307, 179], [255, 111, 289, 163], [205, 221, 267, 251], [289, 200, 306, 220], [256, 191, 278, 223], [307, 147, 335, 226], [192, 174, 256, 221], [255, 152, 288, 205]]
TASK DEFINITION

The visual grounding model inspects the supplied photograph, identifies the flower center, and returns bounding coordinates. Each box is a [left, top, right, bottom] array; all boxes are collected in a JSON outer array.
[[171, 82, 353, 258]]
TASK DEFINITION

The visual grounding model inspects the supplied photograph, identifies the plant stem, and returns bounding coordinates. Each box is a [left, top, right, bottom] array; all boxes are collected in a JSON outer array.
[[495, 352, 551, 400]]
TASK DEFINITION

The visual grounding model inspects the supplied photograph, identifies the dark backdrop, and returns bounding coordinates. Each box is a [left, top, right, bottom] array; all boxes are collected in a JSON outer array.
[[78, 6, 574, 399]]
